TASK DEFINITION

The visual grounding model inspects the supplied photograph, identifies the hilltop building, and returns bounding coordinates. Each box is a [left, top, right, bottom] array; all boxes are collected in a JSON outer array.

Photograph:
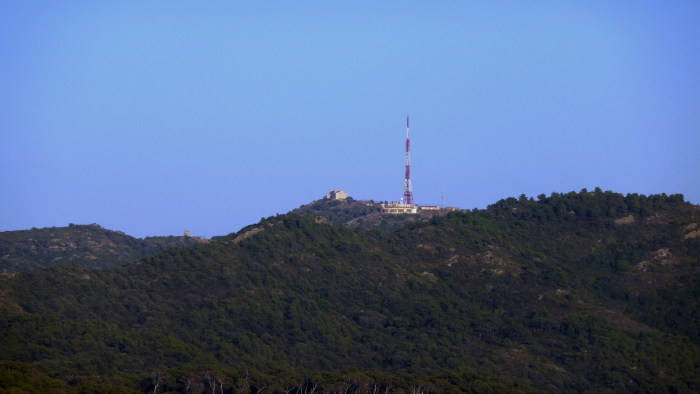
[[380, 203, 460, 215], [324, 190, 349, 200], [380, 202, 418, 214]]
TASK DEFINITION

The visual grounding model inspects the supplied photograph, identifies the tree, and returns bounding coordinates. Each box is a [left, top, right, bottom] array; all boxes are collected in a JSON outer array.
[[150, 368, 166, 394]]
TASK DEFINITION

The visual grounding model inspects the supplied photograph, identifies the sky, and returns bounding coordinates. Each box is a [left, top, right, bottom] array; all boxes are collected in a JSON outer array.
[[1, 1, 699, 238]]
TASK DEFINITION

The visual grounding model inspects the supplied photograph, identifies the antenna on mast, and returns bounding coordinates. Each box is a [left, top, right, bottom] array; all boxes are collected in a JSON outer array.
[[403, 115, 414, 205]]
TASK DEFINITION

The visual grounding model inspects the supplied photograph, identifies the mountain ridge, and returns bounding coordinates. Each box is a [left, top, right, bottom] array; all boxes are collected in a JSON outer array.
[[0, 223, 208, 272]]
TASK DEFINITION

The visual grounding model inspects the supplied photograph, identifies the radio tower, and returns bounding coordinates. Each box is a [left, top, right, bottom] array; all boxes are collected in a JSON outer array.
[[403, 115, 414, 205]]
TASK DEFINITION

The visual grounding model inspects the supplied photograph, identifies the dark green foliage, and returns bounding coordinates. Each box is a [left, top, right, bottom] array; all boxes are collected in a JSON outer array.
[[288, 197, 452, 231], [0, 190, 699, 392], [0, 361, 73, 393], [0, 224, 206, 272], [290, 198, 382, 224]]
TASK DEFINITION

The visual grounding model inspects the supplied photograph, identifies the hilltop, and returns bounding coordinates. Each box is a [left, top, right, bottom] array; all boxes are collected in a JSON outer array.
[[0, 224, 207, 272], [288, 193, 453, 230], [0, 190, 698, 392], [1, 191, 443, 273]]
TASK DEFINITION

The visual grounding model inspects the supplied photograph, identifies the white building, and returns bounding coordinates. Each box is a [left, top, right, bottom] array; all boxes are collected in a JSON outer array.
[[380, 202, 417, 214], [324, 190, 349, 200]]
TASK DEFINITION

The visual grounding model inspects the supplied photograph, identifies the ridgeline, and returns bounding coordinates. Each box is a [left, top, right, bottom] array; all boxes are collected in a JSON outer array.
[[0, 224, 207, 272]]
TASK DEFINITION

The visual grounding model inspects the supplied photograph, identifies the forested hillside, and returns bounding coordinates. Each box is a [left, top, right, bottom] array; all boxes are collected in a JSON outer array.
[[1, 190, 698, 393], [0, 224, 207, 272], [290, 198, 381, 224], [288, 197, 451, 230]]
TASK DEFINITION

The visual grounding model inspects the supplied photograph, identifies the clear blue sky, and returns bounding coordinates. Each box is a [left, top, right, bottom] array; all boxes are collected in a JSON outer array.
[[2, 1, 699, 238]]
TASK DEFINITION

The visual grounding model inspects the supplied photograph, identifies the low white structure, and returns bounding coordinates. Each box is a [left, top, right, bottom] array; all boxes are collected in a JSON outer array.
[[380, 202, 418, 214]]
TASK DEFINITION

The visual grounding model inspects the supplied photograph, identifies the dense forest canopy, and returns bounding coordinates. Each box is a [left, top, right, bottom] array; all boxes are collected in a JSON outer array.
[[1, 189, 698, 393], [0, 224, 207, 272]]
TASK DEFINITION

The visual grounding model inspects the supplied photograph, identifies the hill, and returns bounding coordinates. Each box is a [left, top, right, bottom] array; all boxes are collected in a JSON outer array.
[[0, 224, 207, 272], [0, 189, 699, 392], [289, 196, 382, 224], [288, 196, 452, 230]]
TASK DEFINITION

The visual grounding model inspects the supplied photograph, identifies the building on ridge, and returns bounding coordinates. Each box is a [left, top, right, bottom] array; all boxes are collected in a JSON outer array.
[[324, 190, 349, 200], [380, 202, 418, 214]]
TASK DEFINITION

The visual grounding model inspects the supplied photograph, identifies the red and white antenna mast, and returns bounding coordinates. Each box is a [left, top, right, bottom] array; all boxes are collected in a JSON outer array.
[[403, 115, 414, 204]]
